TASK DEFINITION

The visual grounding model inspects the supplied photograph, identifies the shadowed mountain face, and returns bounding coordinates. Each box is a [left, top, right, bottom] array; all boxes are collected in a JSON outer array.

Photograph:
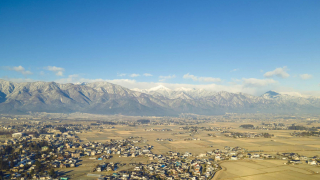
[[0, 79, 320, 115]]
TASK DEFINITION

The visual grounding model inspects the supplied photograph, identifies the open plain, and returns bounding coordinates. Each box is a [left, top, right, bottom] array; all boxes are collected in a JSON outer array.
[[1, 113, 320, 179], [216, 160, 320, 180], [68, 116, 320, 179], [76, 121, 320, 157]]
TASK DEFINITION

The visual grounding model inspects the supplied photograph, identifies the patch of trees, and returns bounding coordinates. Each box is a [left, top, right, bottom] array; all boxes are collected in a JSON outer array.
[[283, 117, 296, 119], [288, 125, 307, 130], [0, 170, 5, 180], [28, 141, 50, 151], [102, 121, 116, 125], [0, 158, 10, 170], [309, 127, 320, 131], [55, 127, 67, 133], [239, 124, 254, 129], [39, 128, 47, 134], [26, 131, 39, 137], [48, 169, 57, 178], [262, 133, 274, 138], [0, 145, 14, 156], [137, 119, 150, 124], [291, 131, 320, 137], [232, 132, 243, 138], [0, 131, 13, 137]]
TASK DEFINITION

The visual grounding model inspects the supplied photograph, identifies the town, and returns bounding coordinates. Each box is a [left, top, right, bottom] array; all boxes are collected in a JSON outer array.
[[0, 113, 320, 179]]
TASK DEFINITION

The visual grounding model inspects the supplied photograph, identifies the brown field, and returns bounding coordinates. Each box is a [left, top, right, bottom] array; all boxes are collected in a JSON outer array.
[[216, 160, 320, 180], [77, 122, 320, 156], [65, 120, 320, 179], [116, 131, 134, 134], [57, 156, 151, 180]]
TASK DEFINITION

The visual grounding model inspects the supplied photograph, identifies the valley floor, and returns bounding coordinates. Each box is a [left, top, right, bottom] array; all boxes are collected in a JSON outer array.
[[215, 159, 320, 180]]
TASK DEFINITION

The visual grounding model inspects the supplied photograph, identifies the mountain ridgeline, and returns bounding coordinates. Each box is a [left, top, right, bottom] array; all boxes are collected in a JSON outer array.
[[0, 79, 319, 116]]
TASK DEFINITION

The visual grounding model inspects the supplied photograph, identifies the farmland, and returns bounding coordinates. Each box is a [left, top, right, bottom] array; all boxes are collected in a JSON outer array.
[[1, 113, 320, 179]]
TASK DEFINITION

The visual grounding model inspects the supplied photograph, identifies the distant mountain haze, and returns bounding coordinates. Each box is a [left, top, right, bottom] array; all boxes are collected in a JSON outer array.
[[0, 79, 319, 115]]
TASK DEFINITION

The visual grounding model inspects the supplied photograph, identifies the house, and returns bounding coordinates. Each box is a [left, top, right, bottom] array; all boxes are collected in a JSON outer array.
[[300, 156, 308, 161], [290, 160, 301, 164], [42, 146, 49, 151], [230, 156, 238, 160], [199, 153, 206, 158], [292, 156, 300, 161], [12, 132, 25, 138], [252, 154, 260, 158], [91, 151, 96, 156], [40, 133, 54, 139], [72, 152, 81, 158], [308, 159, 317, 165], [237, 154, 244, 158]]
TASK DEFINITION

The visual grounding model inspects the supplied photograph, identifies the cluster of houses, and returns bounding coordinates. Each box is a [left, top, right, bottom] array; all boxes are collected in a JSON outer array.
[[94, 162, 118, 172], [179, 126, 233, 133], [155, 138, 173, 142], [98, 152, 219, 180], [258, 123, 287, 130], [202, 146, 277, 161], [1, 132, 156, 179], [1, 132, 82, 178], [81, 139, 153, 158], [144, 128, 172, 132], [0, 120, 100, 179], [280, 152, 320, 165], [290, 131, 320, 137], [90, 146, 264, 179], [222, 131, 274, 138]]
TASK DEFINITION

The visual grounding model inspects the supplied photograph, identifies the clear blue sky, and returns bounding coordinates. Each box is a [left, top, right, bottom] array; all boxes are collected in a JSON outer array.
[[0, 0, 319, 95]]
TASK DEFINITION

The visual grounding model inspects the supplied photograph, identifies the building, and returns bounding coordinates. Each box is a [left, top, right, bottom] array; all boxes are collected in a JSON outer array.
[[230, 156, 238, 160], [12, 132, 25, 138], [72, 153, 81, 158], [308, 159, 317, 165], [42, 146, 49, 151]]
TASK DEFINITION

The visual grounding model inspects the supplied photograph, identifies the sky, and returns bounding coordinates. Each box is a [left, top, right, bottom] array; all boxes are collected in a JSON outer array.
[[0, 0, 319, 96]]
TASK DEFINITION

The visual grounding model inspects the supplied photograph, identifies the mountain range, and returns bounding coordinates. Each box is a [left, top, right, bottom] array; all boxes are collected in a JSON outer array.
[[0, 79, 320, 116]]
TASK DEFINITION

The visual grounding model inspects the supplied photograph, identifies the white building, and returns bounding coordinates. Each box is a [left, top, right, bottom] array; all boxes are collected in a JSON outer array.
[[12, 132, 25, 138], [308, 160, 317, 165], [231, 156, 238, 160]]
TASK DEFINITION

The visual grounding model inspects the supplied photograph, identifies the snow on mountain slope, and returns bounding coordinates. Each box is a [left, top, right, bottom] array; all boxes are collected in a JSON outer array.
[[1, 79, 320, 115], [149, 85, 171, 91], [131, 85, 217, 99]]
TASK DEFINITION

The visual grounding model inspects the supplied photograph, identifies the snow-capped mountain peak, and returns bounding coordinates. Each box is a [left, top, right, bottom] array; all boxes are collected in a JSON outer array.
[[131, 86, 217, 99], [1, 79, 320, 115], [149, 85, 171, 91], [74, 82, 88, 85]]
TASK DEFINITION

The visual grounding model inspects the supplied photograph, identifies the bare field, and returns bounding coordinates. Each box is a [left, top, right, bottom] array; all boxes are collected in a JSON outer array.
[[71, 121, 320, 179], [77, 123, 320, 156], [58, 156, 151, 180], [217, 160, 320, 180]]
